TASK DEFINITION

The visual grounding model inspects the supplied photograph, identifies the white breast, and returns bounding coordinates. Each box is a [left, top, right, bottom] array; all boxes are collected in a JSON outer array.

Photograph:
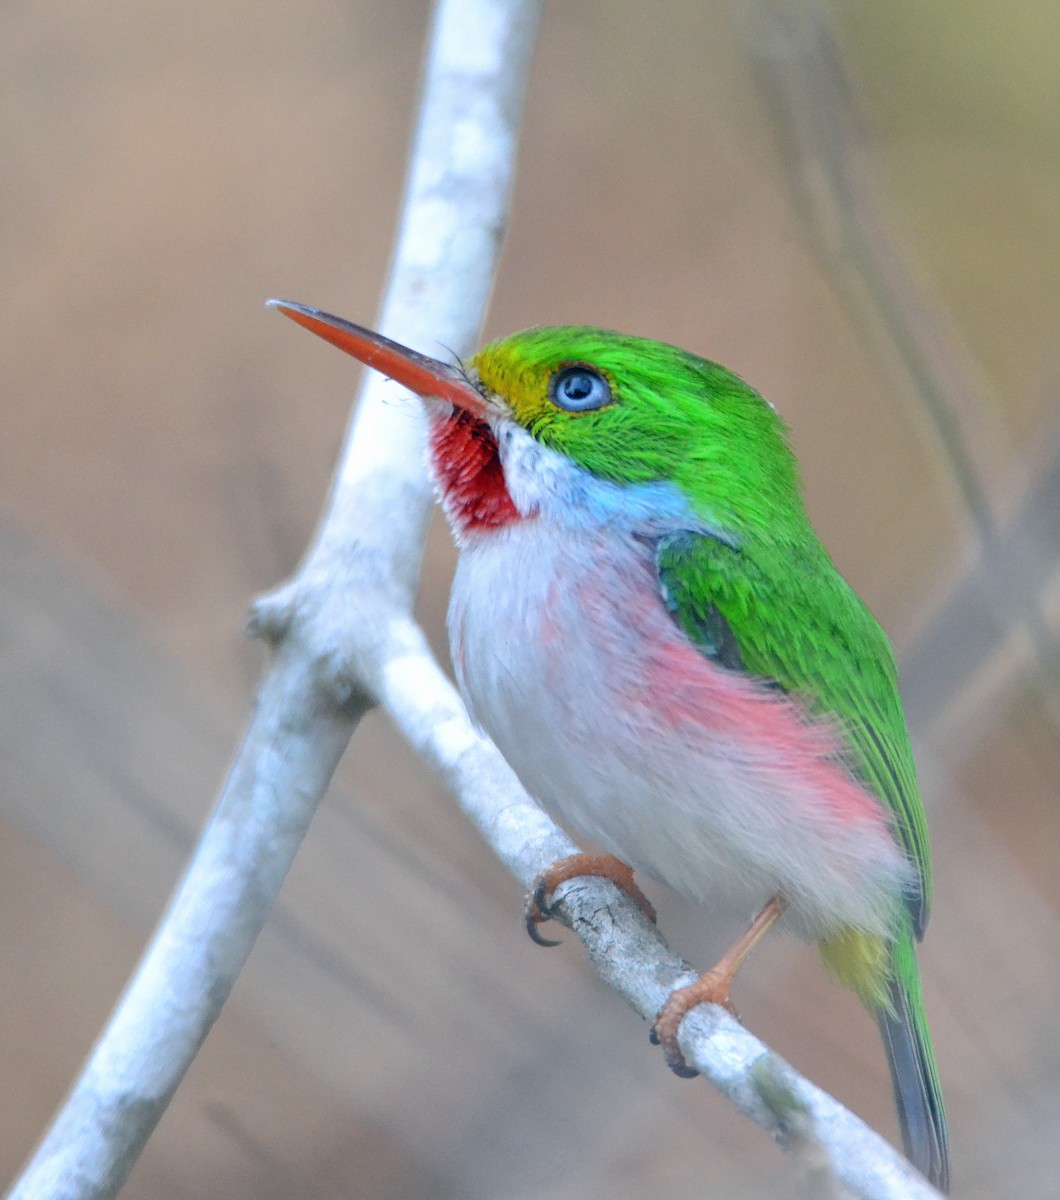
[[447, 519, 910, 942]]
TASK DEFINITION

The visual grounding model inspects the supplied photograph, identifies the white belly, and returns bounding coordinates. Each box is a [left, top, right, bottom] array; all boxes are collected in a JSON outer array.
[[448, 521, 909, 941]]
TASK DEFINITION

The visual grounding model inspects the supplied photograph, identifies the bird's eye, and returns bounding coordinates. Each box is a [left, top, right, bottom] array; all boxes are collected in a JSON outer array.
[[549, 364, 612, 412]]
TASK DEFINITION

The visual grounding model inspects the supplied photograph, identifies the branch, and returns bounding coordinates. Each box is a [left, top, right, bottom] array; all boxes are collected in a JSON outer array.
[[6, 2, 542, 1197], [10, 4, 942, 1199]]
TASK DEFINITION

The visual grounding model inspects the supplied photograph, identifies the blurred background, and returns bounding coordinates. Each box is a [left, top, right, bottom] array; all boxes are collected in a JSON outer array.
[[3, 0, 1059, 1195]]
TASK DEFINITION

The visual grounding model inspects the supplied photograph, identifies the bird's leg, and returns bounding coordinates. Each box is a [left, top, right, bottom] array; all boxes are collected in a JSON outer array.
[[525, 852, 657, 946], [652, 895, 787, 1077]]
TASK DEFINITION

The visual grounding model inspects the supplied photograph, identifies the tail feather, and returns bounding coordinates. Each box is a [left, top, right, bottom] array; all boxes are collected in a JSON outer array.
[[876, 937, 950, 1191]]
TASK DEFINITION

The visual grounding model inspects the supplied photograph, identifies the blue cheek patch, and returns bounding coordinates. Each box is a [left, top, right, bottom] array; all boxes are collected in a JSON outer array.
[[497, 419, 738, 546], [557, 468, 738, 547], [566, 474, 689, 527]]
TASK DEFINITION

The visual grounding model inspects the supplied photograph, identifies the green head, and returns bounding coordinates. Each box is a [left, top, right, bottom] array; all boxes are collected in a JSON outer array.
[[471, 325, 803, 536]]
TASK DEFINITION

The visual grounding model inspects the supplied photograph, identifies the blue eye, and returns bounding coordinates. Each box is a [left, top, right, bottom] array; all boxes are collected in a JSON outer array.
[[549, 364, 612, 412]]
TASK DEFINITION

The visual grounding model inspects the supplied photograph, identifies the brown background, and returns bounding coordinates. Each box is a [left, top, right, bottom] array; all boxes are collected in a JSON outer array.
[[3, 1, 1059, 1196]]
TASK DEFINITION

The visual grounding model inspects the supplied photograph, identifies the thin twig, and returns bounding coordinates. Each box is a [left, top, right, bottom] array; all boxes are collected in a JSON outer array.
[[737, 0, 1060, 723]]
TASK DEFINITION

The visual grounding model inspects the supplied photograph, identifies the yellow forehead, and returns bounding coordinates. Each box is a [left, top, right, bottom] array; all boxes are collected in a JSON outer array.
[[471, 339, 556, 427]]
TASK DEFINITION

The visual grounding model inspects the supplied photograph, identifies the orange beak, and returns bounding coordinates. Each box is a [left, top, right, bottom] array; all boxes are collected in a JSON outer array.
[[267, 299, 484, 414]]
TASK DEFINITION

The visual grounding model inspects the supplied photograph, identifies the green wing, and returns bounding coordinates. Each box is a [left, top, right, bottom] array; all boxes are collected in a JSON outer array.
[[656, 530, 931, 935]]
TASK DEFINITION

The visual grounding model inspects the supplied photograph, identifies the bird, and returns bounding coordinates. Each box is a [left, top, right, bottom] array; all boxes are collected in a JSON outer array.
[[269, 299, 950, 1190]]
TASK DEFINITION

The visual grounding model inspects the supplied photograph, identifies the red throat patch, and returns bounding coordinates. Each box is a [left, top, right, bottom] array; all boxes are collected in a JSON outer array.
[[428, 408, 520, 533]]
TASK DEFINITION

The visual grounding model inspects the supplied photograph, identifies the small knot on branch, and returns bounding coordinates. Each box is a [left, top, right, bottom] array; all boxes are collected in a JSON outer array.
[[245, 585, 298, 644], [751, 1056, 854, 1199]]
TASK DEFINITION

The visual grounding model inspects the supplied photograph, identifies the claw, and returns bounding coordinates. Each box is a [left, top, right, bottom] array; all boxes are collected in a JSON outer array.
[[524, 887, 563, 946], [648, 1021, 699, 1078]]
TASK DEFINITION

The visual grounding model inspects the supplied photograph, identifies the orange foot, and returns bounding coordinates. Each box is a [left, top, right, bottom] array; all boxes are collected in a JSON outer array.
[[650, 895, 787, 1078], [651, 969, 739, 1078], [525, 852, 657, 946]]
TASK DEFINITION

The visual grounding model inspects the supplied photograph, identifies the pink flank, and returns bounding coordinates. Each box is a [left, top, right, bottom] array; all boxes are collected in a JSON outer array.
[[603, 572, 891, 836]]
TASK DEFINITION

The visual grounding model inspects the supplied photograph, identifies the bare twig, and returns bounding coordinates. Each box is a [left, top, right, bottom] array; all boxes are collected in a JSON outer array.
[[737, 0, 1060, 725], [901, 443, 1060, 735], [9, 3, 946, 1199], [735, 0, 1005, 525]]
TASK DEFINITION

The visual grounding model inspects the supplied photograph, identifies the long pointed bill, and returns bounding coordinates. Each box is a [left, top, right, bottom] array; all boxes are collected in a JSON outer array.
[[267, 299, 484, 414]]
